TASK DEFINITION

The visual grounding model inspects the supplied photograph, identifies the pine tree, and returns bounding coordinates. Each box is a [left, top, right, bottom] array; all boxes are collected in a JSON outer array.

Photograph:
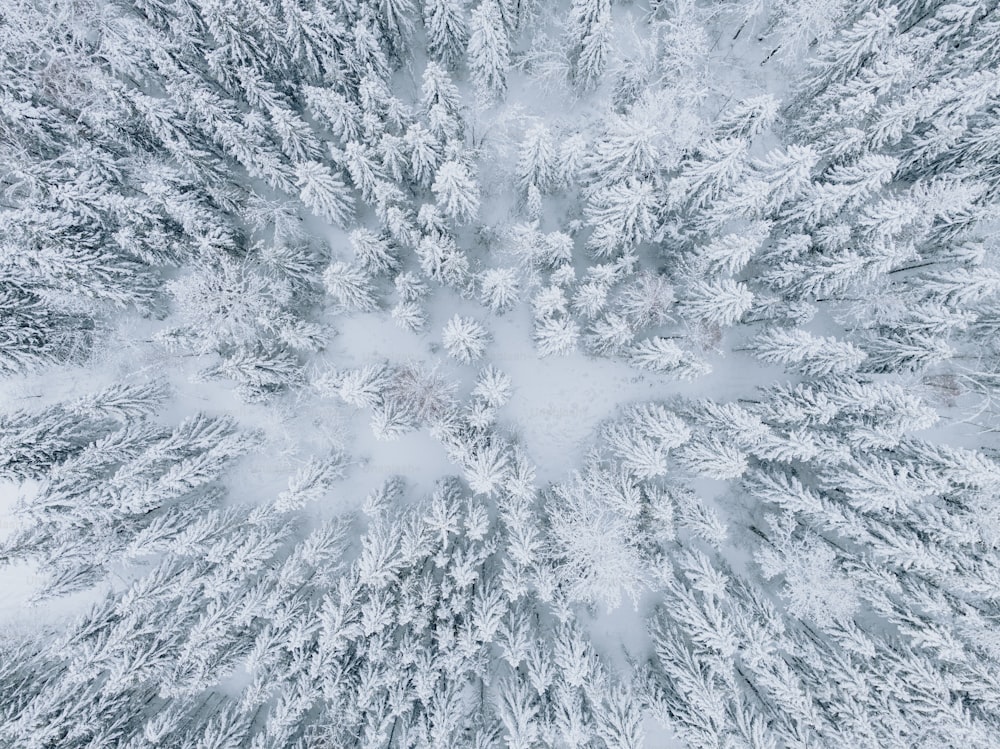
[[860, 330, 954, 373], [568, 0, 612, 90], [547, 468, 646, 609], [751, 327, 868, 375], [670, 137, 750, 210], [374, 0, 418, 56], [588, 117, 661, 184], [212, 345, 303, 400], [404, 123, 443, 186], [801, 7, 899, 98], [295, 161, 355, 227], [0, 282, 93, 375], [558, 132, 590, 187], [587, 313, 635, 355], [753, 145, 819, 212], [627, 338, 712, 379], [573, 280, 609, 319], [677, 279, 754, 327], [472, 365, 512, 408], [323, 261, 380, 311], [268, 105, 323, 162], [392, 300, 428, 331], [350, 228, 399, 275], [467, 0, 510, 102], [534, 316, 580, 356], [585, 178, 658, 257], [5, 206, 161, 311], [343, 141, 388, 202], [714, 95, 780, 140], [479, 267, 520, 313], [517, 124, 557, 194], [463, 435, 511, 495], [783, 153, 898, 228], [676, 434, 748, 480], [316, 363, 390, 408], [424, 0, 470, 68], [305, 86, 364, 143], [0, 381, 167, 482], [543, 232, 576, 267], [416, 232, 471, 286], [275, 453, 348, 511], [692, 222, 771, 276], [3, 406, 259, 597], [395, 271, 430, 303], [765, 0, 851, 63], [162, 253, 312, 356], [432, 160, 481, 223], [442, 315, 491, 363], [614, 272, 676, 329]]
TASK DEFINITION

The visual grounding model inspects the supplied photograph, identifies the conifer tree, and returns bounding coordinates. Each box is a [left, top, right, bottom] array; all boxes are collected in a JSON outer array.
[[479, 267, 521, 313], [517, 124, 558, 195], [296, 161, 355, 227], [424, 0, 470, 68], [568, 0, 612, 90], [0, 381, 168, 483], [0, 283, 93, 376], [534, 316, 581, 357], [585, 178, 658, 257], [678, 279, 754, 328], [432, 160, 481, 224], [442, 315, 491, 363], [751, 327, 868, 376], [627, 338, 712, 379], [467, 0, 511, 102], [323, 261, 380, 311]]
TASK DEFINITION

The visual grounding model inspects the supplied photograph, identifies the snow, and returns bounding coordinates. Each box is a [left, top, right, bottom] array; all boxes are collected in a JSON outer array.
[[0, 481, 101, 634], [4, 0, 1000, 746]]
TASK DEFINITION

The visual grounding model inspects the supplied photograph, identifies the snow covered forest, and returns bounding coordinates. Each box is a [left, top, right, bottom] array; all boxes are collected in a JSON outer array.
[[3, 0, 1000, 745]]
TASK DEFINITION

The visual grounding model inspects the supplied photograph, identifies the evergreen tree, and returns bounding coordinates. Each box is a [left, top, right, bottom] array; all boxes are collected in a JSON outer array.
[[404, 123, 443, 186], [416, 232, 472, 287], [296, 161, 355, 227], [7, 1, 1000, 744], [442, 315, 491, 363], [424, 0, 470, 68], [751, 327, 868, 376], [714, 94, 780, 140], [479, 267, 521, 313], [350, 228, 400, 275], [534, 316, 581, 357], [275, 453, 349, 511], [467, 0, 511, 102], [0, 282, 93, 375], [678, 279, 754, 328], [585, 178, 658, 257], [0, 381, 167, 483], [627, 338, 712, 379], [568, 0, 612, 90], [323, 261, 380, 311], [432, 160, 481, 224], [2, 399, 259, 598], [517, 124, 558, 195]]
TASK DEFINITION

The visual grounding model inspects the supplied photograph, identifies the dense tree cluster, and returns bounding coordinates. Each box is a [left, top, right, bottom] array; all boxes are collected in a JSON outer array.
[[1, 391, 643, 748], [2, 0, 1000, 746], [548, 382, 1000, 746]]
